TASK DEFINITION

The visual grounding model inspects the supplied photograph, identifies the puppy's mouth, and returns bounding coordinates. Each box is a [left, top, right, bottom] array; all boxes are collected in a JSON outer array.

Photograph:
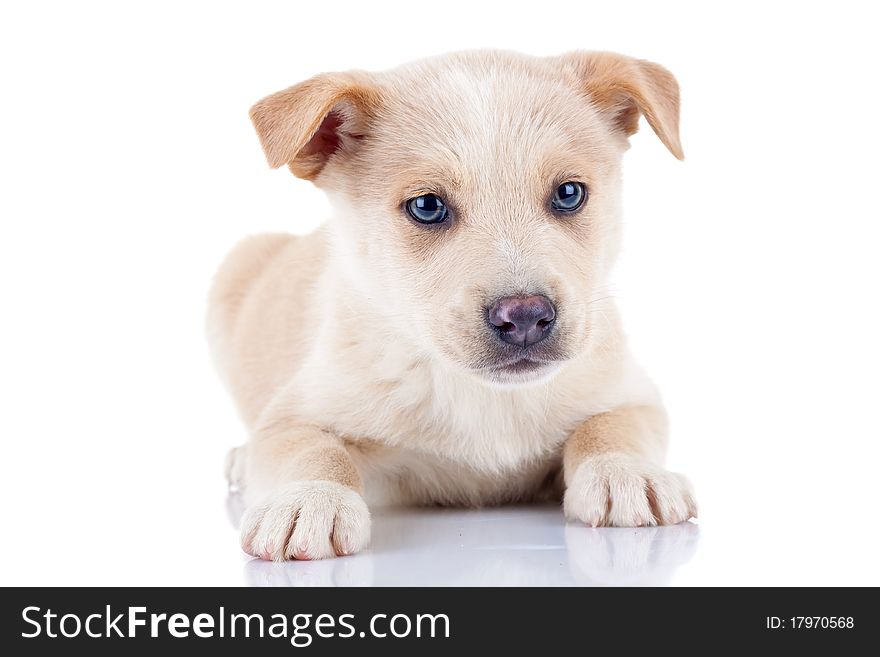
[[490, 357, 549, 375], [476, 355, 565, 385]]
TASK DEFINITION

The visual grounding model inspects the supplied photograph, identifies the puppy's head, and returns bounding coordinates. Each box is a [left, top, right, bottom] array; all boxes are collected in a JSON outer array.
[[250, 51, 682, 386]]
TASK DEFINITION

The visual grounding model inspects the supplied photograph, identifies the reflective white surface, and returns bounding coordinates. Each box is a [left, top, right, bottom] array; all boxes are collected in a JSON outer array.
[[233, 496, 700, 587]]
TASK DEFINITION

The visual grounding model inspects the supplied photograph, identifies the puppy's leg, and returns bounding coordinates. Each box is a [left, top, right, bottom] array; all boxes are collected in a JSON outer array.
[[224, 445, 247, 491], [238, 421, 370, 561], [563, 406, 697, 527]]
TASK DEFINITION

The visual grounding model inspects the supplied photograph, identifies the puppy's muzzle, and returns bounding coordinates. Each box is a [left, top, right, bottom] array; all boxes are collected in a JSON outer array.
[[487, 294, 556, 348]]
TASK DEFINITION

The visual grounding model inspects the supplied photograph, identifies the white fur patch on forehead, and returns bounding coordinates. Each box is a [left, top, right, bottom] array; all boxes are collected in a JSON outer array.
[[369, 51, 616, 179]]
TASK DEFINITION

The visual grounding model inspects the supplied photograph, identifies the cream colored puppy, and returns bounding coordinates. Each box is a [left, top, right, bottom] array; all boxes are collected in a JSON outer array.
[[209, 50, 697, 561]]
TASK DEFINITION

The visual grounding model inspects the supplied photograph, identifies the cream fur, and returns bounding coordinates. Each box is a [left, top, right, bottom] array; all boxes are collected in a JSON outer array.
[[208, 49, 696, 561]]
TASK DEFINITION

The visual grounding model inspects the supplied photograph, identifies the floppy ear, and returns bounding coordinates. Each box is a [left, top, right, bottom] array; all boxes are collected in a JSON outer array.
[[560, 51, 683, 159], [249, 72, 380, 179]]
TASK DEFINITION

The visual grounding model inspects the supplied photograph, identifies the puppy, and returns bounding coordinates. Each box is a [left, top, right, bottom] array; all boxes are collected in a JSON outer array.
[[209, 50, 697, 561]]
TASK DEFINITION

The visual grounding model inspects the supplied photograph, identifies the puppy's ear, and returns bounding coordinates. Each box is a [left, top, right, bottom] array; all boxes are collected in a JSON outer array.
[[249, 72, 380, 179], [560, 51, 683, 159]]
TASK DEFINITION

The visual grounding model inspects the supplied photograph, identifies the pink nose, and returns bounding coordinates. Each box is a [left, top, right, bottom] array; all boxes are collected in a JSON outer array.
[[488, 295, 556, 347]]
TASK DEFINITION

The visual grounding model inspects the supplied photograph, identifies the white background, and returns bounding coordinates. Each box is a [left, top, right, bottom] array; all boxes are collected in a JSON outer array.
[[1, 0, 878, 586]]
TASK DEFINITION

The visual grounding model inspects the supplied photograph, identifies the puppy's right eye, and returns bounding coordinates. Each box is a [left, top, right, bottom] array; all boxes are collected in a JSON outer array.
[[406, 194, 449, 224]]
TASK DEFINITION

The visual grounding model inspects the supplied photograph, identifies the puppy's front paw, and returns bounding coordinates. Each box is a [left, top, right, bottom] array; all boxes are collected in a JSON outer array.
[[564, 453, 697, 527], [240, 481, 371, 561]]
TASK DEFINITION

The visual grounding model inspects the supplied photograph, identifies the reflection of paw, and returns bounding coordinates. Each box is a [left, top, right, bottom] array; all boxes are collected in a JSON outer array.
[[564, 453, 697, 527], [243, 552, 374, 587], [565, 522, 700, 586], [240, 481, 370, 561]]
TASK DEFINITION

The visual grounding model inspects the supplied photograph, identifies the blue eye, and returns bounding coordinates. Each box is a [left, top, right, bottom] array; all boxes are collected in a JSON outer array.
[[551, 182, 587, 212], [406, 194, 449, 224]]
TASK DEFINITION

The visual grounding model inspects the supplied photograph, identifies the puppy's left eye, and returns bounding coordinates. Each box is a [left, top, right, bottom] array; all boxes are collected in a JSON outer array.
[[551, 182, 587, 213]]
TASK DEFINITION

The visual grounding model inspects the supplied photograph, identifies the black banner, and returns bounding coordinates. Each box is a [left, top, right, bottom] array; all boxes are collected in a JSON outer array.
[[0, 587, 869, 654]]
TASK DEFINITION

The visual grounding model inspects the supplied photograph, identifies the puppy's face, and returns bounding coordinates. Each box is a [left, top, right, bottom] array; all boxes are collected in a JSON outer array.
[[251, 51, 682, 386]]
